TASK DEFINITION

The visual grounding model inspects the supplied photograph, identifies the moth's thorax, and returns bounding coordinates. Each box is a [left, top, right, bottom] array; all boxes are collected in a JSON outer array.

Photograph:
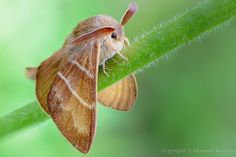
[[98, 35, 125, 65], [73, 15, 120, 37], [64, 15, 128, 65], [65, 36, 127, 65]]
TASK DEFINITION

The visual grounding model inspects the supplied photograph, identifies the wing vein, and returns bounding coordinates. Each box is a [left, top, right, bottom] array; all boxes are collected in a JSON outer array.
[[57, 72, 94, 110], [70, 60, 94, 79]]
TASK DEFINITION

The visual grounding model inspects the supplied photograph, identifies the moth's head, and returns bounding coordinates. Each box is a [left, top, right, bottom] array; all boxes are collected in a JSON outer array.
[[69, 3, 138, 52]]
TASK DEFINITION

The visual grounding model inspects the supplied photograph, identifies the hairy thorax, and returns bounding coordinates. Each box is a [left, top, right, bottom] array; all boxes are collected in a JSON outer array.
[[98, 35, 127, 65], [65, 15, 130, 65]]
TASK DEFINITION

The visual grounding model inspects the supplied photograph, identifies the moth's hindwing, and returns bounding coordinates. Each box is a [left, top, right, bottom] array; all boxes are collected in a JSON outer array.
[[98, 74, 137, 111], [47, 42, 100, 153]]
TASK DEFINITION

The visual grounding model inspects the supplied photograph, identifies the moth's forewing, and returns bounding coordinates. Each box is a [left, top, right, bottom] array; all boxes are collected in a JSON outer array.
[[47, 42, 100, 153], [98, 74, 137, 111], [36, 51, 65, 113]]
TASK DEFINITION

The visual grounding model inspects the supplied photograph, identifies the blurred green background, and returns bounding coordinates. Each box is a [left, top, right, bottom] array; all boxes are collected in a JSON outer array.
[[1, 0, 236, 157]]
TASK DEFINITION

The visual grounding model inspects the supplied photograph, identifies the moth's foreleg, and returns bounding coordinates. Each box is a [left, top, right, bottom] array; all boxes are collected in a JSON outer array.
[[124, 37, 130, 46], [117, 51, 128, 61], [102, 63, 109, 77], [116, 37, 129, 61]]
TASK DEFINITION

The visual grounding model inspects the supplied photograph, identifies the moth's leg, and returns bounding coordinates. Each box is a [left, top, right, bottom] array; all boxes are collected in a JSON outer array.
[[124, 37, 130, 46], [117, 51, 128, 61], [102, 63, 109, 77], [116, 37, 129, 61], [97, 41, 109, 77]]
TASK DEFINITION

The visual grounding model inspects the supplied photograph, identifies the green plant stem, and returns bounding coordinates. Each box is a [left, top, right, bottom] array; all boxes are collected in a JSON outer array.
[[1, 0, 236, 139], [0, 102, 49, 138]]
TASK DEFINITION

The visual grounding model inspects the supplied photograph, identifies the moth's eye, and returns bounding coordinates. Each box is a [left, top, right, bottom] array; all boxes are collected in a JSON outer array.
[[111, 32, 117, 39]]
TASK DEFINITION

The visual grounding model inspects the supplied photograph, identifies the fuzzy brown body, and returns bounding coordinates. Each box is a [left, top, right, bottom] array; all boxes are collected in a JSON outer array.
[[26, 3, 138, 154], [65, 15, 129, 65]]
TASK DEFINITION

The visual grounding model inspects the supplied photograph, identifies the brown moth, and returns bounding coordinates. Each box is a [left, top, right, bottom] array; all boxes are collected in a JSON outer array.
[[26, 3, 138, 153]]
